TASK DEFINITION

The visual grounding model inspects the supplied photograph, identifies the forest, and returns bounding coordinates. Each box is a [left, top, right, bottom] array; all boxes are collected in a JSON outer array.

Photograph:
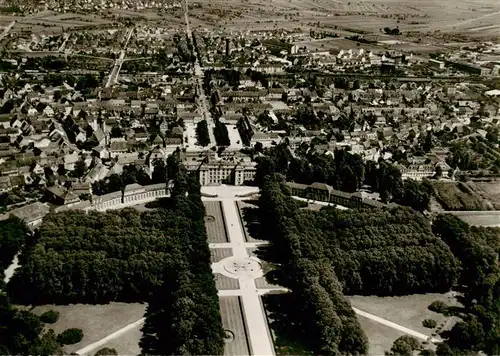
[[0, 217, 29, 284], [258, 174, 500, 355], [6, 158, 224, 355], [255, 143, 432, 211], [7, 207, 185, 304], [259, 175, 459, 295], [432, 215, 500, 355], [0, 293, 61, 355], [140, 171, 224, 355], [258, 175, 368, 355]]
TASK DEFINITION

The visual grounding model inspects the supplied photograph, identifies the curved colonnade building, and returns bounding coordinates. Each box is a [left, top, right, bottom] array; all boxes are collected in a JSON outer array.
[[56, 183, 170, 213]]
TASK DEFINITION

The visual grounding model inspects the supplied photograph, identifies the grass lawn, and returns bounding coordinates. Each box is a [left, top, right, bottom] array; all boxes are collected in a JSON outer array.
[[29, 302, 146, 354]]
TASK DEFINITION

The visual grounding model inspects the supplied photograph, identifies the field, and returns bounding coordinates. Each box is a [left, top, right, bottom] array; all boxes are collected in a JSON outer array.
[[219, 296, 251, 356], [211, 247, 233, 263], [188, 0, 500, 39], [93, 325, 142, 355], [214, 273, 241, 290], [0, 11, 111, 37], [348, 292, 461, 353], [356, 315, 406, 356], [2, 0, 499, 41], [429, 181, 491, 211], [30, 302, 146, 354], [473, 181, 500, 209], [204, 201, 228, 243], [450, 211, 500, 227]]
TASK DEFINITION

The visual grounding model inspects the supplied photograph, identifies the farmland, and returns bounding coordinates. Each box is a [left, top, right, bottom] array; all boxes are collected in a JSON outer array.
[[186, 0, 500, 40]]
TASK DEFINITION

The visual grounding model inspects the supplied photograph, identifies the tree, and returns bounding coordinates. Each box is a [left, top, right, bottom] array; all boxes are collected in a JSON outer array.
[[152, 160, 166, 184], [486, 127, 499, 144], [434, 165, 443, 179], [8, 170, 225, 355], [34, 329, 62, 356], [75, 74, 99, 92], [40, 310, 59, 324], [57, 164, 66, 176], [57, 328, 83, 345], [431, 215, 500, 354], [422, 319, 437, 328], [0, 217, 28, 271], [393, 179, 431, 212], [446, 317, 485, 352], [94, 348, 118, 356], [428, 301, 448, 315], [73, 158, 86, 178], [436, 343, 454, 356], [195, 120, 210, 146], [110, 126, 122, 138], [213, 120, 230, 146], [389, 336, 420, 356]]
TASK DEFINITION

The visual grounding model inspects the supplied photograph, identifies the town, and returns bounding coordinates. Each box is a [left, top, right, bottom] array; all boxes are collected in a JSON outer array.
[[0, 0, 499, 355]]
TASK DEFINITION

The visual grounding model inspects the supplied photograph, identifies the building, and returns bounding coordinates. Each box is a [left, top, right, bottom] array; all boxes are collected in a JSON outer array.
[[398, 164, 435, 180], [284, 181, 393, 209], [446, 60, 490, 76], [57, 183, 170, 212], [45, 186, 80, 207], [428, 59, 445, 70], [186, 156, 256, 186], [9, 202, 50, 228]]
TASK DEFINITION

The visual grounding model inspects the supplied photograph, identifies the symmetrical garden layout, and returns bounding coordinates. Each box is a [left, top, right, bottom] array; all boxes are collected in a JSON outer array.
[[203, 189, 284, 356], [202, 185, 447, 356]]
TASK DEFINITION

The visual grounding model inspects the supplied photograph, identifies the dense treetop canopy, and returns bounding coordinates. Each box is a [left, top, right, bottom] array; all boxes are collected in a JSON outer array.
[[6, 158, 224, 355]]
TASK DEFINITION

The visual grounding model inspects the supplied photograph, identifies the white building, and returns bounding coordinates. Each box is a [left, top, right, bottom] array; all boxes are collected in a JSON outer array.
[[186, 157, 256, 186]]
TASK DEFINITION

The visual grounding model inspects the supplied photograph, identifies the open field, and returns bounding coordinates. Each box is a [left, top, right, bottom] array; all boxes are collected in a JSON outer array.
[[204, 201, 228, 243], [219, 296, 251, 356], [29, 302, 146, 354], [189, 0, 500, 39], [348, 292, 460, 339], [0, 11, 111, 36], [95, 324, 142, 355], [1, 0, 498, 43], [450, 211, 500, 227], [472, 181, 500, 210], [356, 314, 407, 356], [429, 181, 492, 211]]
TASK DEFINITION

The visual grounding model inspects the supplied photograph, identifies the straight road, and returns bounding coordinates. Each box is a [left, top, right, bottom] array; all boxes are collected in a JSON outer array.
[[75, 318, 145, 355], [0, 21, 15, 41], [353, 307, 441, 344], [58, 33, 70, 53], [104, 28, 133, 88], [183, 0, 216, 146], [219, 200, 276, 356]]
